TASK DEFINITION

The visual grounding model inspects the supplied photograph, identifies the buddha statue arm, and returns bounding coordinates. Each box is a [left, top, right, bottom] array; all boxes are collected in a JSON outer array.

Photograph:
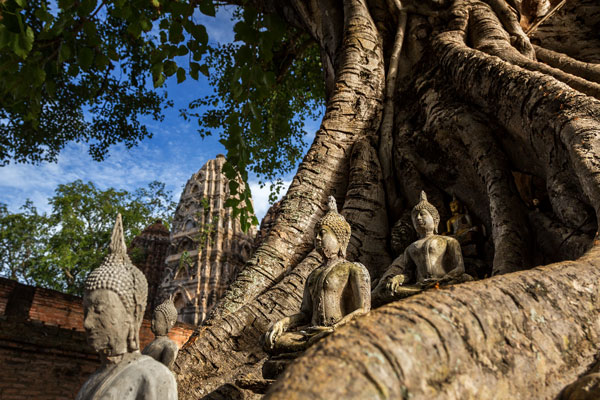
[[161, 343, 178, 370], [443, 238, 465, 278], [445, 219, 453, 235], [264, 283, 312, 349], [333, 264, 371, 329], [386, 252, 414, 293]]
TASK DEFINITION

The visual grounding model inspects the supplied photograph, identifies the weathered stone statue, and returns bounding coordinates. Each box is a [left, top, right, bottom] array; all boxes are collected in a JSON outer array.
[[372, 191, 472, 305], [142, 297, 179, 370], [263, 196, 371, 355], [444, 194, 478, 243], [76, 214, 177, 400]]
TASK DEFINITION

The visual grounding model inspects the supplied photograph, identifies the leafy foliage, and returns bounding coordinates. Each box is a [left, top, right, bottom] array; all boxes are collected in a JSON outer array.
[[0, 180, 176, 294], [1, 1, 325, 231], [183, 6, 325, 230], [0, 0, 215, 164]]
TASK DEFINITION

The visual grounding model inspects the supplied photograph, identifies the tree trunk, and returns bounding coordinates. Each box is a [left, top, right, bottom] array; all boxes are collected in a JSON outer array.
[[266, 246, 600, 399], [175, 0, 600, 398]]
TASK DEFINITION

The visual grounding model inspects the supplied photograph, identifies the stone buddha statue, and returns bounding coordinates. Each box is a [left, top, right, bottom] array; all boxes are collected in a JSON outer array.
[[372, 191, 472, 306], [76, 214, 177, 400], [444, 194, 479, 245], [264, 196, 371, 356], [142, 297, 179, 370]]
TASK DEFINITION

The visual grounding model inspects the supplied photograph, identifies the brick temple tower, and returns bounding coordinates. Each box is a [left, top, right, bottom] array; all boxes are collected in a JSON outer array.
[[158, 155, 257, 325]]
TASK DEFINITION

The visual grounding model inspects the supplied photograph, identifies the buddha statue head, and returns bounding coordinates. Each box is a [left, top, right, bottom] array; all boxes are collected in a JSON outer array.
[[411, 191, 440, 236], [315, 196, 351, 258], [449, 194, 462, 214], [152, 297, 178, 337], [83, 214, 148, 358]]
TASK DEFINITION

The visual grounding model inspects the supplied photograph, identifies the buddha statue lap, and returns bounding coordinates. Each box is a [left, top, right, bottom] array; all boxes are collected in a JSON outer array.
[[142, 298, 179, 370], [263, 196, 371, 361], [372, 191, 473, 306], [76, 215, 177, 400]]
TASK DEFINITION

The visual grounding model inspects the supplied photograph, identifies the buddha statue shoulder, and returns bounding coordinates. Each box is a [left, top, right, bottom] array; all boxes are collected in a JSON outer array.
[[76, 214, 177, 400], [142, 297, 179, 370], [372, 191, 472, 305], [263, 196, 371, 355]]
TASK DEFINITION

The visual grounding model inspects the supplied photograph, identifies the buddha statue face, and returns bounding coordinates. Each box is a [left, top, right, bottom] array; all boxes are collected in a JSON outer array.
[[83, 289, 134, 356], [449, 200, 460, 214], [412, 208, 436, 236], [315, 226, 341, 259], [151, 311, 169, 337]]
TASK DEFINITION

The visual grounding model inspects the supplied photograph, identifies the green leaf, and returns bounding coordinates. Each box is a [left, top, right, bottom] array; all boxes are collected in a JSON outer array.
[[153, 73, 166, 88], [191, 24, 208, 46], [224, 198, 240, 208], [176, 67, 186, 83], [163, 60, 177, 76], [59, 43, 72, 61], [249, 102, 259, 118], [45, 79, 56, 98], [107, 47, 119, 61], [33, 67, 46, 85], [222, 162, 236, 178], [78, 47, 94, 70], [95, 53, 109, 70], [140, 18, 152, 33], [15, 0, 27, 7], [199, 64, 209, 77], [0, 26, 10, 49], [189, 62, 200, 80], [199, 0, 215, 17], [127, 22, 142, 39], [12, 26, 34, 58], [231, 83, 243, 100]]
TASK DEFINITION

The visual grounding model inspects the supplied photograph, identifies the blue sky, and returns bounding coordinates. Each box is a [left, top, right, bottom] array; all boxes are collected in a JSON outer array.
[[0, 6, 322, 222]]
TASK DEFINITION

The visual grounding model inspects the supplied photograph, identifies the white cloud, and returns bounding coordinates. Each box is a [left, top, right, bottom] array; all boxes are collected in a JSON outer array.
[[248, 180, 292, 222], [0, 134, 206, 214], [196, 5, 238, 45]]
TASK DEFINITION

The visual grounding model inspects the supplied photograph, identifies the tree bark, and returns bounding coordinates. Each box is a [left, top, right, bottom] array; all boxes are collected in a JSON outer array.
[[174, 0, 600, 397], [266, 246, 600, 399]]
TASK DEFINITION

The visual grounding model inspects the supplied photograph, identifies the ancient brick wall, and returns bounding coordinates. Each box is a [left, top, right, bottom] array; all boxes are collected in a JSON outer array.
[[0, 278, 194, 400]]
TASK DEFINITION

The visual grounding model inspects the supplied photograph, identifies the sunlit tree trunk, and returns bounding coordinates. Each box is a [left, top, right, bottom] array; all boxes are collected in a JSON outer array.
[[175, 0, 600, 398]]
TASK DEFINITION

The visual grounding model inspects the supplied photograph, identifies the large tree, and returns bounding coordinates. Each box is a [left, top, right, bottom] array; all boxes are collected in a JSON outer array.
[[170, 0, 600, 399], [3, 0, 600, 398], [0, 180, 175, 294]]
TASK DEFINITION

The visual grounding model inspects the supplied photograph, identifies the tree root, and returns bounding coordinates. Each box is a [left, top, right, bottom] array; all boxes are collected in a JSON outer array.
[[176, 138, 393, 397], [528, 210, 594, 263], [210, 0, 386, 319], [534, 45, 600, 85], [264, 246, 600, 399], [434, 21, 600, 232], [378, 4, 407, 223], [468, 0, 600, 100], [419, 83, 531, 274]]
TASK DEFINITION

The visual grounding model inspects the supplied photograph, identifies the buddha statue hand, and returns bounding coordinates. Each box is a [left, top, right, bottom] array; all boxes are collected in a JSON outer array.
[[307, 325, 334, 332], [386, 274, 407, 294], [265, 319, 289, 350]]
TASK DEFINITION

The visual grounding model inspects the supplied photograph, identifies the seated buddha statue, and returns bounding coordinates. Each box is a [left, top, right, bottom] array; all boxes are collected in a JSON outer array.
[[372, 191, 473, 306], [76, 215, 177, 400], [263, 196, 371, 356], [444, 194, 479, 245], [142, 298, 179, 370]]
